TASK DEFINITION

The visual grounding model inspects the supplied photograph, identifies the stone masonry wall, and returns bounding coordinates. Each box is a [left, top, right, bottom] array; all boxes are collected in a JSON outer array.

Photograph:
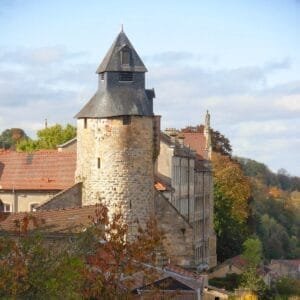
[[155, 192, 194, 267], [76, 116, 154, 228], [37, 183, 82, 211]]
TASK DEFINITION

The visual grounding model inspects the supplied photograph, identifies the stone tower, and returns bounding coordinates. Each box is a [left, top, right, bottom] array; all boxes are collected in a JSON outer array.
[[75, 30, 156, 228]]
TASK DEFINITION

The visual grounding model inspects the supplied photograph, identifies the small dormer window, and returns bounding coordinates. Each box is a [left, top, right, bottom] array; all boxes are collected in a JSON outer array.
[[119, 72, 133, 82], [121, 48, 130, 65]]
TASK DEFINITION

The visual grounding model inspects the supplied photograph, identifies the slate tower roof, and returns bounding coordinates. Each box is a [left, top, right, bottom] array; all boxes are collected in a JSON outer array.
[[75, 30, 154, 119], [96, 30, 147, 73]]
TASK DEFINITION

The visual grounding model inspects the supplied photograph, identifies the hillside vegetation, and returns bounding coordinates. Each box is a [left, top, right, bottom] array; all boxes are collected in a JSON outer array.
[[236, 157, 300, 260], [212, 135, 300, 261]]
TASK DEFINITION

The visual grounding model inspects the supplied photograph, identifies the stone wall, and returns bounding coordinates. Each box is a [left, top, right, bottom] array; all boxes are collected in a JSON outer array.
[[37, 183, 82, 210], [155, 192, 194, 267], [76, 116, 155, 227]]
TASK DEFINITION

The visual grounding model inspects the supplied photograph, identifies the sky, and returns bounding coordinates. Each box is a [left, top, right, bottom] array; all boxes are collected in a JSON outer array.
[[0, 0, 299, 175]]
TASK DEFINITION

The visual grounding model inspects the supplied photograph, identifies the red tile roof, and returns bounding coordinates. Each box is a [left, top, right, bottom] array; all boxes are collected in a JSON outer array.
[[181, 132, 208, 159], [228, 255, 248, 269], [0, 150, 76, 190], [154, 181, 167, 191], [0, 205, 98, 233]]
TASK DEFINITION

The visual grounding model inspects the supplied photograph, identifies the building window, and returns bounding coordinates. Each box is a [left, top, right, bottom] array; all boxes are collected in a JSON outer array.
[[97, 158, 101, 169], [119, 72, 133, 82], [100, 73, 104, 80], [123, 115, 131, 125], [4, 204, 11, 212], [84, 118, 87, 129], [30, 203, 39, 212]]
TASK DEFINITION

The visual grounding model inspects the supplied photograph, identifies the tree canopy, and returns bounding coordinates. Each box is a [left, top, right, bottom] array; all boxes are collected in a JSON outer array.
[[0, 128, 28, 150], [0, 204, 164, 299], [16, 124, 76, 152], [212, 152, 251, 262]]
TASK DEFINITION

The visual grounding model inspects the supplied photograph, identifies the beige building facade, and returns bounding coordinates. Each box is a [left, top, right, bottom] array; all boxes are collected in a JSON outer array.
[[156, 127, 217, 269]]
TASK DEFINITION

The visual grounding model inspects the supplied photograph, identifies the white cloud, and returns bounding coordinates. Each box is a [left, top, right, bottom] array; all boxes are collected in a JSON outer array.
[[0, 47, 299, 175], [275, 95, 300, 112]]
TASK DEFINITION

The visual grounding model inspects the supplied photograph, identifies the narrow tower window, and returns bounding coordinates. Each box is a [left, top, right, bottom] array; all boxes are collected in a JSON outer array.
[[97, 158, 101, 169], [100, 73, 104, 80], [123, 115, 131, 125], [84, 118, 87, 129]]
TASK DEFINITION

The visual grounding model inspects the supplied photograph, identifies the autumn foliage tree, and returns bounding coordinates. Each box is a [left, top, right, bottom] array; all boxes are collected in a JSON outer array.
[[0, 215, 83, 299], [0, 128, 28, 150], [76, 204, 164, 299], [212, 152, 251, 262], [0, 204, 164, 299]]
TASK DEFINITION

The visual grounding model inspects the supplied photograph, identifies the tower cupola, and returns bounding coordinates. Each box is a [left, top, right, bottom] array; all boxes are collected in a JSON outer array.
[[75, 30, 153, 119]]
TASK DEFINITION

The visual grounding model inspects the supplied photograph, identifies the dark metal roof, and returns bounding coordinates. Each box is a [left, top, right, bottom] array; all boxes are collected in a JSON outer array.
[[75, 86, 153, 118], [96, 30, 147, 73]]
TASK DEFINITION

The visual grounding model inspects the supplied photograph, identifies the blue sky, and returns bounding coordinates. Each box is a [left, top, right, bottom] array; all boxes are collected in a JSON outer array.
[[0, 0, 299, 175]]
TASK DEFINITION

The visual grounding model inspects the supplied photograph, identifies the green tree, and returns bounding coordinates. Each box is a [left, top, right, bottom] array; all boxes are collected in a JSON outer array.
[[275, 277, 300, 297], [0, 215, 83, 299], [241, 237, 262, 266], [211, 129, 232, 156], [17, 124, 76, 152], [239, 237, 267, 297], [258, 214, 292, 259], [212, 152, 251, 261], [213, 186, 249, 261], [0, 128, 28, 150]]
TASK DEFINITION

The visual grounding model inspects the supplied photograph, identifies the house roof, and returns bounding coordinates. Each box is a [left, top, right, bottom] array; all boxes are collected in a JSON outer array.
[[96, 30, 147, 73], [128, 264, 204, 292], [160, 132, 197, 158], [181, 132, 208, 159], [0, 205, 98, 233], [0, 150, 76, 190], [226, 255, 248, 269], [270, 259, 300, 269], [57, 137, 77, 149], [0, 149, 166, 193], [211, 255, 248, 274]]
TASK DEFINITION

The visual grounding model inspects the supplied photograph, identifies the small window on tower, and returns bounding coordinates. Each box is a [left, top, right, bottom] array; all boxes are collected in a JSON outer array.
[[97, 158, 101, 169], [84, 118, 87, 129], [121, 48, 130, 65], [100, 73, 104, 80], [123, 116, 131, 125], [119, 72, 133, 82]]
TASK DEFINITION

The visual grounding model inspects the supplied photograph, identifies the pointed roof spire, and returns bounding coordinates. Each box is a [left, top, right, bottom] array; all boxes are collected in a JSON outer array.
[[96, 30, 147, 73]]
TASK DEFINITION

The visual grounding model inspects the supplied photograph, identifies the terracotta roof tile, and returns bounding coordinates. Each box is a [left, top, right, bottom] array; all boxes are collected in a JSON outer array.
[[0, 150, 76, 190], [0, 205, 98, 233], [182, 132, 208, 159]]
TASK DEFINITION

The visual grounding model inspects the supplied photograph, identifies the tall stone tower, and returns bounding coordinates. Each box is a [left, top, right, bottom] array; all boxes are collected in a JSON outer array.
[[75, 30, 157, 227]]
